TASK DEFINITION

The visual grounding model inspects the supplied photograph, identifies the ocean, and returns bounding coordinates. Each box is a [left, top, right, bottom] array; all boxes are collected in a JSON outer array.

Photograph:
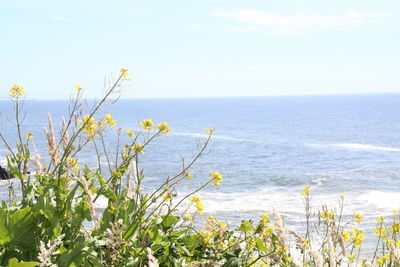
[[1, 94, 400, 237]]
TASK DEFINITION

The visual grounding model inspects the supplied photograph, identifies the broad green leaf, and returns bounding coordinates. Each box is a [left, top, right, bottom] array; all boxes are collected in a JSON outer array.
[[7, 258, 39, 267], [255, 238, 268, 251], [162, 215, 179, 229]]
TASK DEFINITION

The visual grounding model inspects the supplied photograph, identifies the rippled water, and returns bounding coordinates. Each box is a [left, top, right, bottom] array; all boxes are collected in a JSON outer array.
[[1, 94, 400, 235]]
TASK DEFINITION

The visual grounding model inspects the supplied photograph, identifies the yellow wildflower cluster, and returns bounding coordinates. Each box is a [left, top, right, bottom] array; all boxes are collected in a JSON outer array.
[[353, 212, 363, 224], [260, 226, 274, 238], [374, 226, 388, 237], [26, 133, 34, 139], [132, 143, 144, 154], [162, 192, 172, 201], [9, 83, 25, 98], [206, 216, 227, 232], [183, 213, 192, 221], [75, 85, 83, 92], [210, 171, 223, 187], [260, 213, 270, 225], [204, 128, 215, 135], [350, 228, 365, 248], [125, 129, 135, 138], [77, 115, 97, 137], [389, 223, 400, 233], [120, 68, 129, 78], [320, 210, 335, 222], [104, 113, 117, 126], [184, 171, 193, 179], [376, 216, 385, 223], [66, 157, 80, 171], [376, 254, 389, 266], [190, 195, 204, 214], [139, 119, 154, 131], [347, 254, 356, 261], [200, 230, 213, 244], [301, 185, 310, 196], [157, 122, 171, 135], [66, 157, 78, 167]]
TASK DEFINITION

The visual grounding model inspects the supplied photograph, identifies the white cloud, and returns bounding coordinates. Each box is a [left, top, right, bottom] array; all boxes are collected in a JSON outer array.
[[215, 10, 387, 35], [50, 15, 69, 22]]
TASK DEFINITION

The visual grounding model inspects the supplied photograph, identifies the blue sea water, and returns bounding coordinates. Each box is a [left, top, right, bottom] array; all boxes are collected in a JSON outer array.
[[1, 94, 400, 232]]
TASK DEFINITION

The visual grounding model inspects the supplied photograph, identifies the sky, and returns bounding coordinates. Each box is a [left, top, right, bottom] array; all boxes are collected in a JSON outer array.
[[1, 0, 400, 99]]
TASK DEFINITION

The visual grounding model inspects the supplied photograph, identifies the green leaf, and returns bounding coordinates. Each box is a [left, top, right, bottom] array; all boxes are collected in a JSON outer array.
[[7, 258, 39, 267], [0, 208, 35, 249], [181, 234, 202, 251], [255, 238, 268, 251], [238, 220, 253, 233], [162, 215, 179, 229]]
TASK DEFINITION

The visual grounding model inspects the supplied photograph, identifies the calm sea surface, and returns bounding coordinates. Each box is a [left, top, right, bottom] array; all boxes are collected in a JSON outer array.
[[1, 94, 400, 235]]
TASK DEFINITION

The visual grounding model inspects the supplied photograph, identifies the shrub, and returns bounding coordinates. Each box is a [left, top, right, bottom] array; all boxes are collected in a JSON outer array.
[[1, 70, 400, 266]]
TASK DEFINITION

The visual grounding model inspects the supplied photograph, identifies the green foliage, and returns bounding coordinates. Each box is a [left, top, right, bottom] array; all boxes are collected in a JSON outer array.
[[2, 71, 400, 266]]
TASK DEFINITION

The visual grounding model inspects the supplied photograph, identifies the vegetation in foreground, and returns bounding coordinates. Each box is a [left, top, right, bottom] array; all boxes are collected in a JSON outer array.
[[1, 70, 400, 267]]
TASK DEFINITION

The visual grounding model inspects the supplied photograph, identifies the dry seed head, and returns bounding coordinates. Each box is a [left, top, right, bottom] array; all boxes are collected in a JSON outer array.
[[44, 113, 60, 164], [80, 177, 96, 223], [309, 250, 323, 267], [273, 208, 287, 247]]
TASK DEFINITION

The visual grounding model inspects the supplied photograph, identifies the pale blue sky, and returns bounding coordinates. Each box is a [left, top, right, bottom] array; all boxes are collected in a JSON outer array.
[[1, 0, 399, 99]]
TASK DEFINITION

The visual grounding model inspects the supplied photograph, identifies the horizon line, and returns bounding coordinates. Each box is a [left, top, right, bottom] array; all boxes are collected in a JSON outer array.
[[0, 91, 400, 101]]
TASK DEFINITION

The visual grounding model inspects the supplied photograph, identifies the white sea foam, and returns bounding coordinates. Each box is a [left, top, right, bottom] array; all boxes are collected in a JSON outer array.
[[335, 143, 400, 152], [172, 132, 257, 142], [174, 188, 400, 221], [308, 143, 400, 152]]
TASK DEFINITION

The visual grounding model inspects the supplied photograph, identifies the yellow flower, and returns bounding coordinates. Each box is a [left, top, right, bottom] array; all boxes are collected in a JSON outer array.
[[162, 192, 172, 201], [204, 128, 215, 135], [9, 83, 25, 98], [183, 213, 192, 220], [78, 115, 98, 137], [104, 113, 116, 126], [196, 201, 204, 214], [301, 185, 310, 196], [347, 254, 356, 261], [339, 194, 344, 200], [350, 228, 365, 248], [184, 171, 193, 179], [353, 212, 363, 224], [139, 119, 154, 131], [342, 231, 350, 242], [157, 122, 171, 135], [190, 195, 201, 203], [190, 195, 204, 213], [75, 85, 83, 92], [26, 133, 34, 139], [125, 128, 135, 138], [374, 226, 387, 236], [262, 226, 275, 237], [120, 68, 129, 78], [391, 223, 400, 233], [376, 216, 385, 223], [132, 143, 144, 154], [210, 171, 223, 187], [66, 157, 78, 167], [200, 230, 213, 244], [260, 213, 270, 224], [320, 210, 335, 221], [377, 254, 389, 266]]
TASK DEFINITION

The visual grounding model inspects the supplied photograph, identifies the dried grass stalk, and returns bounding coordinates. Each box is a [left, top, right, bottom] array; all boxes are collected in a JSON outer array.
[[44, 113, 60, 164], [61, 116, 70, 151], [273, 208, 287, 247]]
